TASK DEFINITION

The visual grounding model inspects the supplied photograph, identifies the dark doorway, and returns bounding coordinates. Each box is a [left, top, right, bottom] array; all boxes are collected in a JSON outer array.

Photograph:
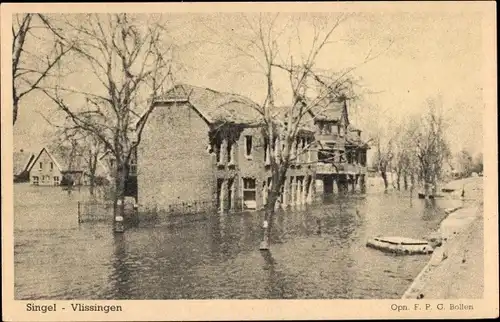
[[324, 176, 334, 194]]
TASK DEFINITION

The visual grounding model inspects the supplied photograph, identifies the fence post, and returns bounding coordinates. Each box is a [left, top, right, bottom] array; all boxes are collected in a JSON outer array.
[[77, 201, 81, 224]]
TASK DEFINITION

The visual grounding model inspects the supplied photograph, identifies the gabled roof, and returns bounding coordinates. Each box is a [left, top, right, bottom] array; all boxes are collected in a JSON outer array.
[[155, 84, 262, 125], [28, 147, 64, 172]]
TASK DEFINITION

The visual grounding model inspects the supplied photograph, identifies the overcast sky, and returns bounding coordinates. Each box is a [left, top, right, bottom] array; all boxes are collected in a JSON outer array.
[[13, 11, 485, 157]]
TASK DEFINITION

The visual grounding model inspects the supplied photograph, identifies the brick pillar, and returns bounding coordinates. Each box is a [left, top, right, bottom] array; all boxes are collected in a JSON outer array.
[[220, 179, 228, 213], [262, 180, 268, 209], [282, 176, 289, 207], [297, 177, 303, 205]]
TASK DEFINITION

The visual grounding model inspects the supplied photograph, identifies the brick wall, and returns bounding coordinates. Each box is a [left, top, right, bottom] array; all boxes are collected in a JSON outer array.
[[138, 102, 215, 211]]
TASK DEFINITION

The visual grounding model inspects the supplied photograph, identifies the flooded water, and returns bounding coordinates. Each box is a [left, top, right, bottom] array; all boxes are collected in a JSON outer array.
[[14, 183, 463, 299]]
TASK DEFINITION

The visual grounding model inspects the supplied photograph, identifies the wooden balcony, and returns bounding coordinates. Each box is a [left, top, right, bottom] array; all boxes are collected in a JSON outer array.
[[316, 162, 335, 174], [315, 133, 340, 142], [316, 162, 366, 175]]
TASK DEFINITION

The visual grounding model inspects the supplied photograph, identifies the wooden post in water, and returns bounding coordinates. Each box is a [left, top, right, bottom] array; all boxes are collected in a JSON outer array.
[[77, 201, 81, 223], [409, 184, 413, 207]]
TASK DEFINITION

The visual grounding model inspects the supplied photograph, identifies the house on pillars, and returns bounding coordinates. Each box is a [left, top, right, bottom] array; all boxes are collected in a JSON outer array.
[[137, 84, 318, 214], [310, 98, 369, 196]]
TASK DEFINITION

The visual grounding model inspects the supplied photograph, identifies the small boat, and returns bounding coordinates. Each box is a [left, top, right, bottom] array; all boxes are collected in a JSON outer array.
[[366, 236, 434, 255], [444, 206, 462, 215], [441, 188, 456, 193], [418, 192, 444, 199]]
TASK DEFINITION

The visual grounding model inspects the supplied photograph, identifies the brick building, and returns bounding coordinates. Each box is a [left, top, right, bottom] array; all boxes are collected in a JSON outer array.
[[137, 84, 368, 214]]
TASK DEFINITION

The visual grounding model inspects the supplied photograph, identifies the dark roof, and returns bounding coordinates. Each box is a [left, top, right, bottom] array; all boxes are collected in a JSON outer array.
[[13, 151, 35, 175], [156, 84, 262, 125]]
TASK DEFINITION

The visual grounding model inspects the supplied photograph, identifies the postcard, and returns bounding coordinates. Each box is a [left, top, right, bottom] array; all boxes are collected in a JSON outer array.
[[1, 2, 498, 321]]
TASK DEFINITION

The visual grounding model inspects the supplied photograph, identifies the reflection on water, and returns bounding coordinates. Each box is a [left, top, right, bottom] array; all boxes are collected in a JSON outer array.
[[14, 185, 463, 300]]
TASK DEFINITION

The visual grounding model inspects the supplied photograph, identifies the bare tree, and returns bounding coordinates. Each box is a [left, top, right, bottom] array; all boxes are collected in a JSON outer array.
[[413, 98, 451, 197], [208, 13, 390, 250], [50, 124, 106, 196], [12, 13, 72, 125], [372, 135, 394, 191], [455, 149, 474, 178], [39, 13, 174, 220], [472, 152, 483, 174], [393, 121, 419, 191]]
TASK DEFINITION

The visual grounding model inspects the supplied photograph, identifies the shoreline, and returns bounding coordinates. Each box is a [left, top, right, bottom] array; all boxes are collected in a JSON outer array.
[[402, 200, 483, 299], [402, 177, 484, 299]]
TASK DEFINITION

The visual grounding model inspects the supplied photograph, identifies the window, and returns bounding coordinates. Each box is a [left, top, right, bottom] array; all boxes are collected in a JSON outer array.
[[360, 151, 367, 166], [50, 162, 53, 170], [227, 140, 234, 164], [242, 177, 256, 209], [33, 176, 39, 185], [215, 140, 222, 164], [129, 156, 137, 175], [109, 159, 115, 169], [317, 122, 324, 134], [307, 138, 313, 162], [243, 178, 256, 190], [39, 162, 43, 169], [244, 135, 253, 157], [53, 176, 60, 186], [298, 138, 306, 163], [324, 123, 332, 134], [318, 150, 330, 163]]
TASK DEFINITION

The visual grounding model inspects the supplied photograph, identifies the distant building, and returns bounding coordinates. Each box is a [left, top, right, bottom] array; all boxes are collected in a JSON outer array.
[[25, 147, 98, 186], [137, 84, 369, 214], [27, 147, 64, 186]]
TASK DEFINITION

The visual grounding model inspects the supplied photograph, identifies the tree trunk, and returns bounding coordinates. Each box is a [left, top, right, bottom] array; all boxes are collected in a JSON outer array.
[[381, 170, 388, 191], [13, 97, 19, 125], [113, 163, 128, 223], [396, 170, 401, 191], [88, 152, 98, 196], [260, 164, 287, 250], [261, 190, 279, 251], [403, 172, 408, 191]]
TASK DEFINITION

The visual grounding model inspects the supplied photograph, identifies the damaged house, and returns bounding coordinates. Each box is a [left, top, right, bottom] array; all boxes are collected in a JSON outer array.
[[137, 84, 369, 214]]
